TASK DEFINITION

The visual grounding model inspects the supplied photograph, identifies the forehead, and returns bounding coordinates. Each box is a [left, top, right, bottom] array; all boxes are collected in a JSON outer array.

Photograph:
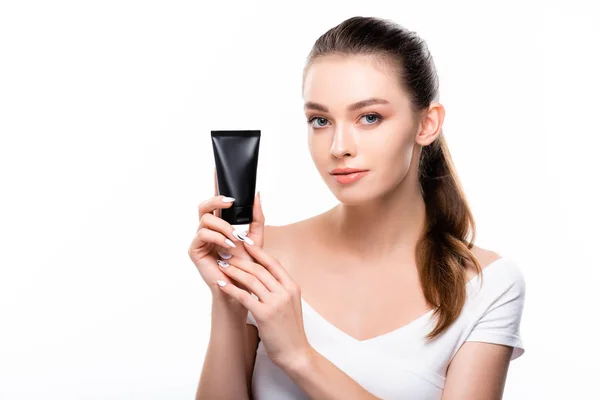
[[303, 55, 406, 107]]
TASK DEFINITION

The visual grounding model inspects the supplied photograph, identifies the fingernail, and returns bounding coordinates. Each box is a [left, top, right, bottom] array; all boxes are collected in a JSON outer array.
[[224, 239, 236, 248], [232, 229, 247, 241], [217, 260, 229, 268], [217, 251, 232, 260], [222, 196, 235, 203], [243, 236, 254, 246], [217, 280, 227, 287]]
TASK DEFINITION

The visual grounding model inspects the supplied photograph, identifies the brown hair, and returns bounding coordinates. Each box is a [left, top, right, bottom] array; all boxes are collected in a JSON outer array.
[[303, 16, 482, 341]]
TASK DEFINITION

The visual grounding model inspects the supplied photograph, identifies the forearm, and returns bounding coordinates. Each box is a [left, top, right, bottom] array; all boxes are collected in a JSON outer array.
[[196, 292, 250, 400], [283, 347, 381, 400]]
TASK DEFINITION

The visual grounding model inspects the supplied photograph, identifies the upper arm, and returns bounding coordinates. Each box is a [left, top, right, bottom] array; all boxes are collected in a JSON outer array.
[[244, 323, 259, 398], [442, 341, 512, 400], [443, 256, 526, 399]]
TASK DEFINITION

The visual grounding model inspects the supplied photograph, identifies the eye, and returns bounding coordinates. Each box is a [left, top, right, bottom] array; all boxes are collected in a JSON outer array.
[[359, 113, 382, 125], [307, 116, 330, 128]]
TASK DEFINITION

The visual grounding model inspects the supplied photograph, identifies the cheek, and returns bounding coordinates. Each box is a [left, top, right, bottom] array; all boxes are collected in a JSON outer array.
[[308, 134, 329, 166], [365, 128, 414, 174], [362, 136, 415, 197]]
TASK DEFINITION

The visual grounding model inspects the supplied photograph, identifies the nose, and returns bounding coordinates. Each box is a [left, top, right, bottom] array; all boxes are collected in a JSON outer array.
[[330, 125, 356, 159]]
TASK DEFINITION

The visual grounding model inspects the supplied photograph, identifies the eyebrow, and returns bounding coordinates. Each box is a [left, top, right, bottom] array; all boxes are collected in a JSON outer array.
[[304, 97, 390, 113]]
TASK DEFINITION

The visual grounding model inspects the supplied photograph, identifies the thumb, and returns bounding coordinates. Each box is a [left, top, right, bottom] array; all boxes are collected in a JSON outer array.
[[247, 191, 265, 247]]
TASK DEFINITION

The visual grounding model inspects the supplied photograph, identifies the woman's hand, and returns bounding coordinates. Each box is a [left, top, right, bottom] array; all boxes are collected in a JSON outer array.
[[214, 236, 312, 370], [188, 169, 265, 300]]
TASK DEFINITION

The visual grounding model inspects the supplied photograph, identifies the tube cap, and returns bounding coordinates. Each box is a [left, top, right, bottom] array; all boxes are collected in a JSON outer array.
[[221, 205, 253, 225]]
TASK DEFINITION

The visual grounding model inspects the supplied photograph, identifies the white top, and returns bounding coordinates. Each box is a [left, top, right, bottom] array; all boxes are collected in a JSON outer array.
[[246, 257, 526, 399]]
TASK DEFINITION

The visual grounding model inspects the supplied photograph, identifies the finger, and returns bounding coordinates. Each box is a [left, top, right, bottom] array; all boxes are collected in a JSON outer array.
[[216, 279, 263, 312], [212, 249, 251, 291], [214, 168, 218, 196], [213, 168, 221, 218], [219, 254, 282, 294], [197, 196, 236, 232], [243, 241, 293, 287], [191, 228, 237, 251], [246, 191, 265, 247], [216, 259, 273, 301], [199, 212, 248, 246], [198, 194, 235, 217]]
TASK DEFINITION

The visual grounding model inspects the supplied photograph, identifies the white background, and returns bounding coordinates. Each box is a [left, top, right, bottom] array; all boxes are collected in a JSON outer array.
[[1, 0, 598, 398]]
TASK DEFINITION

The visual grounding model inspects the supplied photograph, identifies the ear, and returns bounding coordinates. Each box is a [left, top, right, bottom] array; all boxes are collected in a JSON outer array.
[[415, 102, 445, 146], [246, 192, 265, 247]]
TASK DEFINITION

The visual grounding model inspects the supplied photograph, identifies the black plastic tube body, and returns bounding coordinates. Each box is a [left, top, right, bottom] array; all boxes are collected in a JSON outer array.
[[211, 130, 260, 225]]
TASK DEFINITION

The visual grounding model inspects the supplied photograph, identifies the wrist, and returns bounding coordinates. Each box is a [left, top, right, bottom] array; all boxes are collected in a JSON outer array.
[[281, 345, 316, 377], [211, 288, 248, 315]]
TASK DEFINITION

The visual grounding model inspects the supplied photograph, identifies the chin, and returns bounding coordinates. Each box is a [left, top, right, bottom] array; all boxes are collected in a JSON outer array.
[[329, 185, 379, 206]]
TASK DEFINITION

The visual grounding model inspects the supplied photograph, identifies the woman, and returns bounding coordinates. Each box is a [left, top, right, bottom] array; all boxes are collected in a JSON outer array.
[[190, 16, 526, 400]]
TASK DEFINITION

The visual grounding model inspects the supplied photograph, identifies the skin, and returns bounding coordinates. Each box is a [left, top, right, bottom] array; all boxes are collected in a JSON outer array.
[[265, 54, 512, 398], [195, 54, 515, 399]]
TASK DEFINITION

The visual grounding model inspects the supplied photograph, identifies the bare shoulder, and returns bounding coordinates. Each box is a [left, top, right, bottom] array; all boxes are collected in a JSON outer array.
[[263, 221, 302, 250], [262, 216, 321, 268], [465, 245, 503, 280]]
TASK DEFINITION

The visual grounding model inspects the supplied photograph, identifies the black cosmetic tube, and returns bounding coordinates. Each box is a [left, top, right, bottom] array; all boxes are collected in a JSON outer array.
[[211, 130, 260, 226]]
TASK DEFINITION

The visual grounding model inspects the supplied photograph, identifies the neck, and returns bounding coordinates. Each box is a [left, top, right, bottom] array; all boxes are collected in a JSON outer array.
[[324, 162, 427, 261]]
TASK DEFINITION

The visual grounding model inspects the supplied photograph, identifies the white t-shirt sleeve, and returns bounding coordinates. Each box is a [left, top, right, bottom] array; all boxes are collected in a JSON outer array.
[[465, 260, 526, 360], [247, 310, 258, 327]]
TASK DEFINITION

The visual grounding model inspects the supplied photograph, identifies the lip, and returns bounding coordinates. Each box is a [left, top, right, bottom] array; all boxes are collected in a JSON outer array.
[[330, 170, 369, 185], [329, 168, 369, 175]]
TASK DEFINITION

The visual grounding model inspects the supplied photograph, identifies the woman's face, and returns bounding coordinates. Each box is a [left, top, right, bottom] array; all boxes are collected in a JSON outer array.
[[303, 54, 421, 205]]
